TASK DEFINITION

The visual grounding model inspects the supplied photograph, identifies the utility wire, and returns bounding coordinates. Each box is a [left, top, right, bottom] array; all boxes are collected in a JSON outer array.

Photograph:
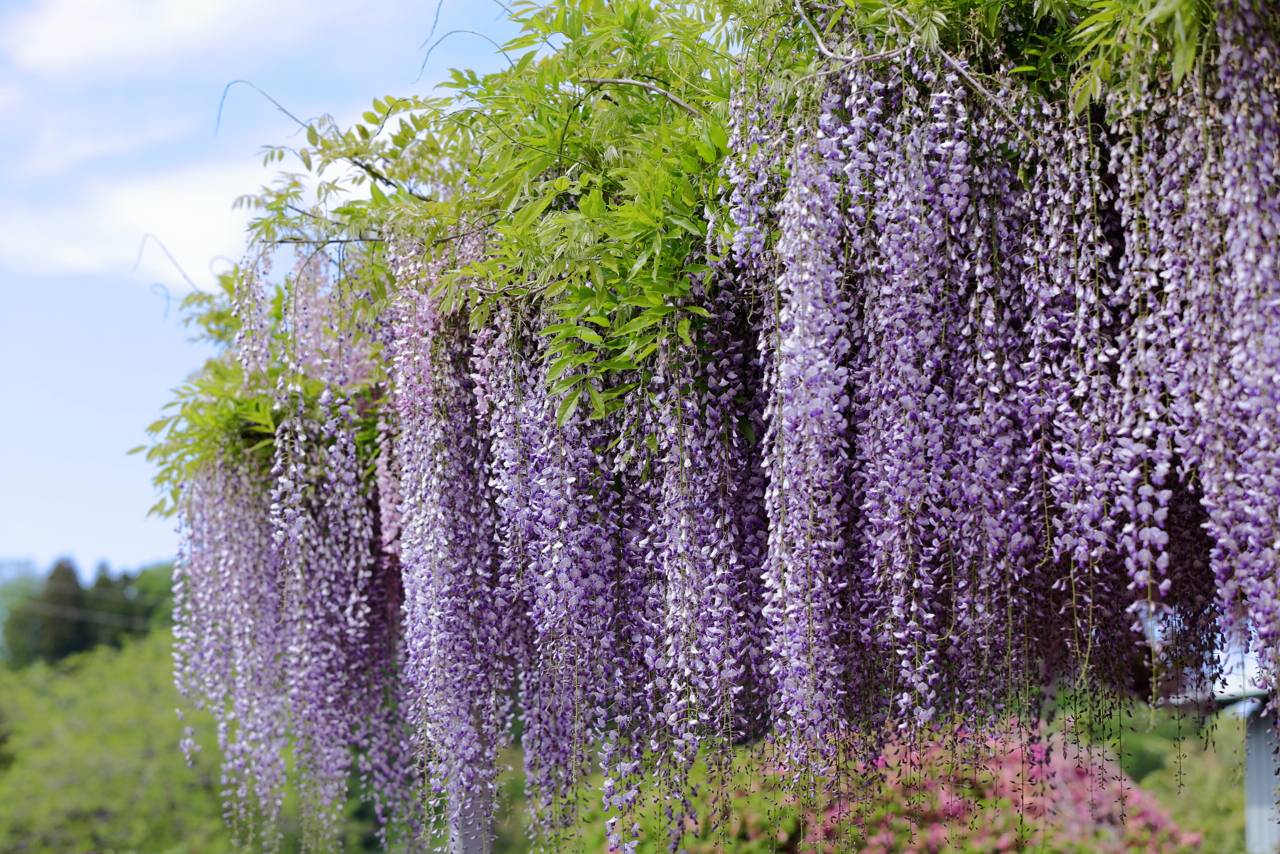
[[7, 601, 155, 631]]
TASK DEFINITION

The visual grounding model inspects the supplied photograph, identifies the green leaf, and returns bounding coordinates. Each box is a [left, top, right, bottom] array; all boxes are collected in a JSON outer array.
[[550, 373, 587, 395], [706, 119, 728, 152], [614, 311, 664, 337], [556, 385, 585, 425], [632, 340, 659, 363], [579, 188, 605, 219], [587, 383, 605, 418], [669, 216, 703, 237], [547, 354, 585, 383]]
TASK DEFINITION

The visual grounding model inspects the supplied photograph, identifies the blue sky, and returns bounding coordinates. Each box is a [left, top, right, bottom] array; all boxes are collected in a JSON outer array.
[[0, 0, 514, 577]]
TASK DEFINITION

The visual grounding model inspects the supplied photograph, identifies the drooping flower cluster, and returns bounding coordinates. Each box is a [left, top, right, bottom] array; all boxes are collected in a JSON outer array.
[[388, 241, 513, 845], [173, 6, 1280, 850], [1203, 0, 1280, 691], [760, 92, 857, 759], [177, 257, 418, 850], [175, 461, 288, 848]]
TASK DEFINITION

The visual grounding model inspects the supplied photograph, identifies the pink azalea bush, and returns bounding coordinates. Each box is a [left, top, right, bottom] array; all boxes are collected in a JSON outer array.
[[826, 734, 1202, 853], [628, 730, 1201, 853]]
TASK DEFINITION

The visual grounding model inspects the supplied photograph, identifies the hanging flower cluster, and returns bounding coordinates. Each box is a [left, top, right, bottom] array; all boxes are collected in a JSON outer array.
[[177, 257, 419, 849], [168, 0, 1280, 849]]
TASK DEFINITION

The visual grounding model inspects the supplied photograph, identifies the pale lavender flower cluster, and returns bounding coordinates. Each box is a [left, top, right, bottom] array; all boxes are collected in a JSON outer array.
[[760, 96, 856, 759], [175, 462, 287, 849], [388, 243, 509, 844], [1203, 0, 1280, 691], [178, 258, 416, 851]]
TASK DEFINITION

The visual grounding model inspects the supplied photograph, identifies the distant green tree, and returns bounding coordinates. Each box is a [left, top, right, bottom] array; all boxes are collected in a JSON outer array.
[[131, 561, 175, 629], [0, 633, 233, 852], [2, 561, 174, 669], [86, 563, 128, 648], [0, 707, 11, 774], [0, 631, 383, 852], [30, 559, 93, 664], [0, 568, 40, 669]]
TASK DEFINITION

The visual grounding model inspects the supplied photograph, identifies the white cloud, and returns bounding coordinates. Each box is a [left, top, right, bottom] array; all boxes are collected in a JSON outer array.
[[0, 76, 22, 115], [0, 0, 342, 78], [0, 156, 270, 286], [20, 116, 196, 177]]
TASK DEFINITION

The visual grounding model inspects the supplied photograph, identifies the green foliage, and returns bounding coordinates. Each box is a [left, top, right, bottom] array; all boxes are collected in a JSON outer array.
[[81, 562, 175, 645], [0, 708, 12, 775], [131, 562, 177, 630], [0, 631, 388, 853], [140, 263, 388, 517], [2, 561, 173, 670], [1119, 710, 1247, 854], [4, 560, 93, 668], [819, 0, 1215, 110], [146, 0, 1231, 501], [278, 0, 739, 421], [138, 271, 276, 516], [439, 0, 733, 418], [0, 567, 40, 668], [0, 633, 232, 853], [1069, 0, 1212, 109]]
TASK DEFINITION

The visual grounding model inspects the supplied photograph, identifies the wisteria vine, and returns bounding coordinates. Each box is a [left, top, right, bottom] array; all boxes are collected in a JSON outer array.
[[163, 0, 1280, 849]]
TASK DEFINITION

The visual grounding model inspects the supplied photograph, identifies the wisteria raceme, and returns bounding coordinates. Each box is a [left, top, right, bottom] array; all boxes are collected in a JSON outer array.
[[932, 72, 1042, 715], [230, 254, 274, 378], [1038, 106, 1141, 693], [521, 386, 623, 827], [1011, 101, 1125, 685], [831, 64, 896, 737], [761, 92, 856, 760], [597, 393, 668, 851], [1106, 83, 1224, 692], [725, 92, 782, 288], [697, 262, 772, 740], [175, 461, 287, 849], [389, 244, 510, 843], [272, 378, 417, 845], [859, 63, 969, 728], [177, 290, 416, 850], [271, 394, 353, 841], [637, 328, 768, 846], [1209, 0, 1280, 694], [170, 12, 1280, 851]]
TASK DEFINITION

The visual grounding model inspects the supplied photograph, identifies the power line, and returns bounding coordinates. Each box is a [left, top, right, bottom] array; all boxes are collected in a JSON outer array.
[[9, 600, 154, 631]]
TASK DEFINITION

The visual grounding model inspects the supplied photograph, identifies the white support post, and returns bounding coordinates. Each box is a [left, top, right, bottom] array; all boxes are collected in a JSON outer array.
[[1246, 702, 1280, 854], [449, 792, 493, 854]]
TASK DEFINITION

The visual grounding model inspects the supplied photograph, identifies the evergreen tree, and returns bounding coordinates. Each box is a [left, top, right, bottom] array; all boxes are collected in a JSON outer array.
[[86, 563, 126, 648], [32, 560, 92, 663]]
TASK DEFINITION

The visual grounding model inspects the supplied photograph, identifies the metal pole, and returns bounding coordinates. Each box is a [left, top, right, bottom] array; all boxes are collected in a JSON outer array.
[[1246, 702, 1280, 854], [449, 790, 493, 854]]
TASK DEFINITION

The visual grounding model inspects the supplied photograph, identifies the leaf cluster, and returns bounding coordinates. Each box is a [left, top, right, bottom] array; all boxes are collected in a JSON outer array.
[[146, 0, 1231, 497], [817, 0, 1216, 110], [413, 0, 737, 421], [140, 266, 385, 517]]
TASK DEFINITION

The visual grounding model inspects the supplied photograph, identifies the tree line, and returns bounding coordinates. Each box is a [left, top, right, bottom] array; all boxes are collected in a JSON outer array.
[[0, 559, 171, 668]]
